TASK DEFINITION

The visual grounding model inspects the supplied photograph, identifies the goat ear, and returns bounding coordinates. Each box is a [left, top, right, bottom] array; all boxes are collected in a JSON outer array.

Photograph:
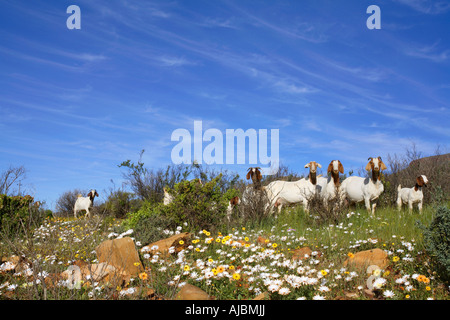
[[246, 170, 252, 180], [304, 163, 310, 168], [365, 160, 373, 171], [338, 161, 344, 174], [95, 191, 99, 197], [317, 163, 322, 168], [256, 169, 262, 181], [416, 176, 424, 186], [379, 157, 387, 171], [327, 162, 333, 173]]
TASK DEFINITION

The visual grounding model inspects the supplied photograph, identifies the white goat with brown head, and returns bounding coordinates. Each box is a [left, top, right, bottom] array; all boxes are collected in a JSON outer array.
[[397, 175, 428, 214], [317, 160, 344, 209], [266, 161, 322, 214], [74, 189, 98, 219], [339, 157, 387, 216]]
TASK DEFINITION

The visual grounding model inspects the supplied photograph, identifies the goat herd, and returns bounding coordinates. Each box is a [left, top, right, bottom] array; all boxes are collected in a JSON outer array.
[[241, 157, 428, 218], [74, 157, 428, 220]]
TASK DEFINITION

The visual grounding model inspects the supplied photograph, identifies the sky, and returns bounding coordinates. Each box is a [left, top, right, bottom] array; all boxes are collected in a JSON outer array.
[[1, 0, 449, 210]]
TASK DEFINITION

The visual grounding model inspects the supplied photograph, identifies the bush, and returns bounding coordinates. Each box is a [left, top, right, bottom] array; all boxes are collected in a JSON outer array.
[[121, 175, 236, 245], [418, 205, 450, 286], [0, 194, 43, 238], [100, 189, 141, 218], [55, 189, 87, 217], [163, 175, 230, 232]]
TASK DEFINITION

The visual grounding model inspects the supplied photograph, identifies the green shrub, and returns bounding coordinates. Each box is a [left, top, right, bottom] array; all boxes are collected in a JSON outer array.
[[0, 194, 42, 238], [121, 175, 237, 244], [418, 205, 450, 286], [165, 175, 229, 232], [101, 189, 141, 218]]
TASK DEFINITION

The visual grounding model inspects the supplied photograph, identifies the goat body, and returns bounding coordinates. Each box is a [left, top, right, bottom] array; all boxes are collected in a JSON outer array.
[[397, 175, 428, 214], [266, 161, 322, 214], [74, 189, 98, 218], [339, 157, 386, 216], [317, 160, 344, 209]]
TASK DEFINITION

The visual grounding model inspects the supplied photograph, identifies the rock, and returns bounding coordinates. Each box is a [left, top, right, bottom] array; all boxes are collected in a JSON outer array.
[[257, 236, 269, 245], [363, 289, 376, 298], [174, 283, 214, 300], [343, 248, 388, 270], [81, 262, 119, 282], [0, 255, 31, 275], [60, 262, 130, 288], [119, 287, 155, 299], [253, 292, 269, 300], [96, 237, 143, 276], [141, 232, 191, 255], [291, 247, 312, 260], [344, 291, 359, 299]]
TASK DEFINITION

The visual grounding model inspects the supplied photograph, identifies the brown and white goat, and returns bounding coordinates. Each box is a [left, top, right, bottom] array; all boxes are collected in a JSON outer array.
[[266, 161, 322, 214], [397, 175, 428, 214], [339, 157, 387, 216], [74, 189, 99, 218], [246, 167, 262, 190], [317, 160, 344, 209]]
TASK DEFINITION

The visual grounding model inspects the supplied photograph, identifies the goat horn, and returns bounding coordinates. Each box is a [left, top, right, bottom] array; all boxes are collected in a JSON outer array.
[[367, 157, 373, 161]]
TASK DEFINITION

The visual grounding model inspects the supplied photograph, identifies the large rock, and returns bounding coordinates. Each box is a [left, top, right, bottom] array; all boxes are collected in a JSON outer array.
[[343, 248, 388, 270], [96, 237, 143, 276], [175, 283, 213, 300], [291, 247, 313, 261], [60, 261, 131, 288]]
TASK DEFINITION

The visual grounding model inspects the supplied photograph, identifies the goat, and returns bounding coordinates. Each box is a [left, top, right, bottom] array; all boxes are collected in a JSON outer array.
[[74, 189, 98, 218], [317, 160, 344, 209], [246, 167, 262, 190], [397, 175, 428, 214], [265, 161, 322, 214], [339, 157, 387, 216]]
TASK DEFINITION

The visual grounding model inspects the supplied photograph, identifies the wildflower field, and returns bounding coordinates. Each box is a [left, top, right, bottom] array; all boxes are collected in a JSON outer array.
[[1, 204, 449, 301]]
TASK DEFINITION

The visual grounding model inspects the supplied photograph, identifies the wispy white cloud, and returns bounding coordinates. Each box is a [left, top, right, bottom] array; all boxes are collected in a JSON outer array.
[[232, 6, 328, 43], [0, 46, 85, 72], [156, 55, 196, 67], [199, 17, 240, 29], [394, 0, 450, 14], [404, 41, 450, 62]]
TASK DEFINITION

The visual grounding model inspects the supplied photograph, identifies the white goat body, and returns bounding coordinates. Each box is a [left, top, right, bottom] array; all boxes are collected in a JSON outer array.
[[396, 175, 428, 214], [339, 157, 386, 216], [317, 160, 344, 209], [266, 161, 322, 214], [74, 189, 98, 218]]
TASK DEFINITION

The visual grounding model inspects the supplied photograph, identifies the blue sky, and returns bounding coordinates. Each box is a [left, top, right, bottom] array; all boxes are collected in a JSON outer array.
[[1, 0, 449, 209]]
